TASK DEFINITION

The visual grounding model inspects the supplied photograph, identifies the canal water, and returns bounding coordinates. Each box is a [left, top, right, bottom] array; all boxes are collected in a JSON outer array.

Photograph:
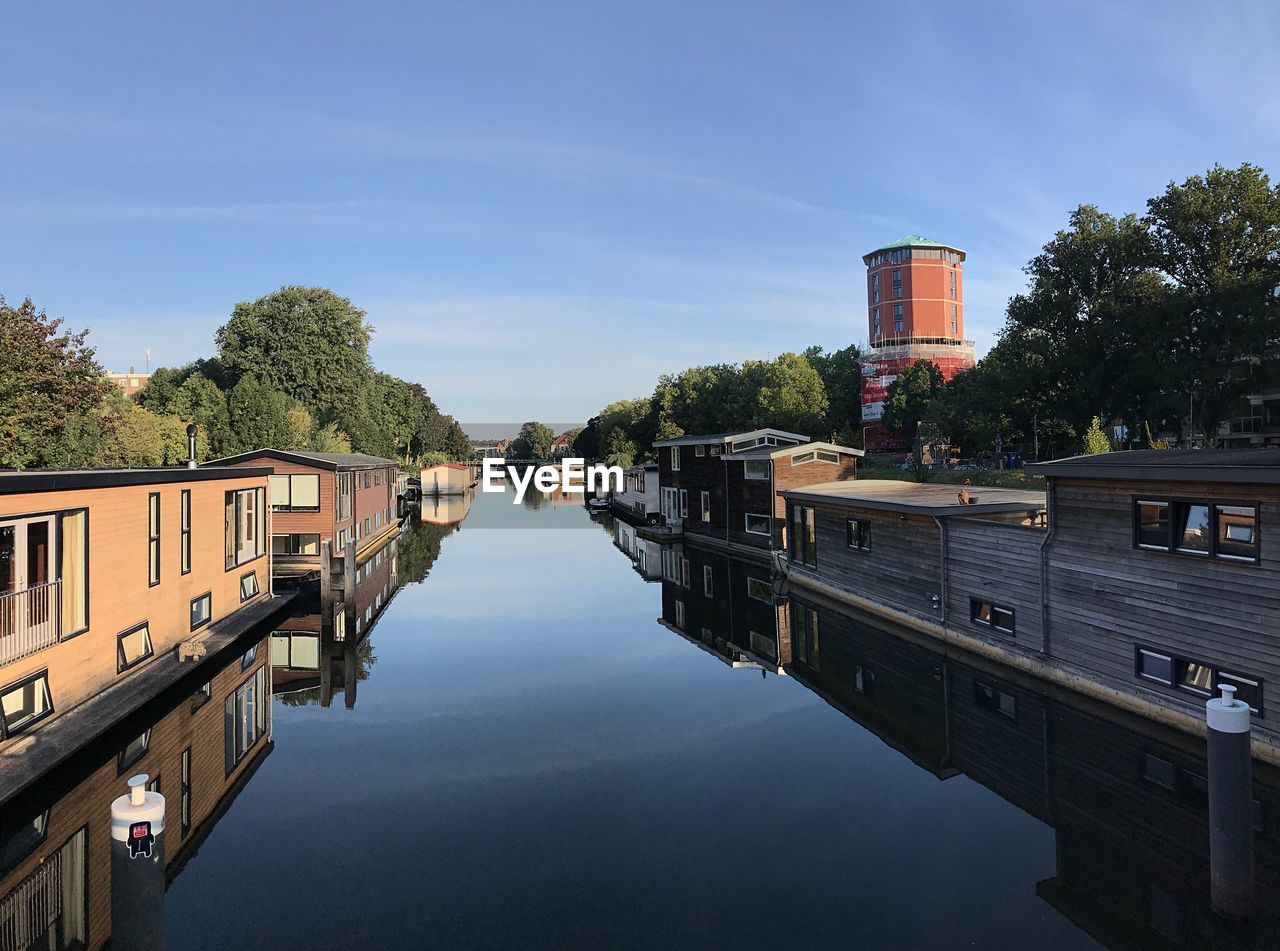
[[8, 485, 1280, 949]]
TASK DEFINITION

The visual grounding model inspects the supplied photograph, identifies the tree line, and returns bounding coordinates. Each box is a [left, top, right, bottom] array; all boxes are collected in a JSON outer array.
[[890, 163, 1280, 458], [573, 345, 862, 468], [0, 285, 470, 469]]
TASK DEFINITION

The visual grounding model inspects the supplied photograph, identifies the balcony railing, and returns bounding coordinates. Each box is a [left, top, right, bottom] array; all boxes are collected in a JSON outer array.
[[0, 580, 62, 667]]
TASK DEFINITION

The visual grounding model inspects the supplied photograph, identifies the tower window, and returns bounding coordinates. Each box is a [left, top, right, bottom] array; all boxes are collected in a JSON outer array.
[[872, 273, 880, 303], [950, 270, 957, 299], [950, 304, 958, 334], [892, 269, 903, 298], [893, 303, 903, 334]]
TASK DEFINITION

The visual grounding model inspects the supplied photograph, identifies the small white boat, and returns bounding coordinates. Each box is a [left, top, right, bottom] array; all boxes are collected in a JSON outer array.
[[588, 497, 610, 510]]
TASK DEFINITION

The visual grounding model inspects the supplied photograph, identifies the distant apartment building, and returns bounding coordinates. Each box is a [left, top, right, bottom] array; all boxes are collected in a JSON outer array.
[[105, 367, 152, 395], [861, 236, 977, 452], [1219, 390, 1280, 449]]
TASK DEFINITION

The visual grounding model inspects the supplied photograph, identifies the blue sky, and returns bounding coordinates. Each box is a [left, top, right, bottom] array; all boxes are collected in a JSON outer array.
[[3, 1, 1278, 424]]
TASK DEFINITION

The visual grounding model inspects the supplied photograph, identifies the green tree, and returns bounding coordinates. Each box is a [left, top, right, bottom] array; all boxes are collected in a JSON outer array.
[[0, 296, 110, 468], [803, 344, 862, 441], [603, 427, 636, 468], [216, 286, 373, 416], [168, 372, 232, 457], [1082, 417, 1112, 454], [882, 360, 944, 438], [311, 422, 353, 453], [508, 421, 555, 460], [226, 377, 297, 452]]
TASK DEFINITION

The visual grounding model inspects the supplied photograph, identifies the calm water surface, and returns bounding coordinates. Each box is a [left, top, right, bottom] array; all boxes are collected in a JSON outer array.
[[17, 486, 1280, 949]]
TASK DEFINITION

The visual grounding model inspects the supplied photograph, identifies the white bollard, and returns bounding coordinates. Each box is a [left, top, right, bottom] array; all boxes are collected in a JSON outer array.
[[1206, 684, 1255, 920], [110, 773, 166, 950]]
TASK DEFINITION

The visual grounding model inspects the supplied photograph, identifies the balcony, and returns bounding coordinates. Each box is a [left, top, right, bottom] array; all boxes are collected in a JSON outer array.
[[0, 581, 62, 667]]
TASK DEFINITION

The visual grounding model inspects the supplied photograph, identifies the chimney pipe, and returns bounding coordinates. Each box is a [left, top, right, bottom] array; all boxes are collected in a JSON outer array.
[[186, 424, 198, 469]]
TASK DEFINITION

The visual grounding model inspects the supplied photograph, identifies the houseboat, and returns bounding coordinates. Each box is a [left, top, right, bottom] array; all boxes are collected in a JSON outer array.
[[779, 450, 1280, 754], [611, 463, 658, 522], [420, 490, 473, 526], [0, 631, 273, 949], [0, 466, 281, 772], [208, 449, 400, 573], [611, 518, 663, 581], [652, 429, 862, 552], [421, 462, 471, 496]]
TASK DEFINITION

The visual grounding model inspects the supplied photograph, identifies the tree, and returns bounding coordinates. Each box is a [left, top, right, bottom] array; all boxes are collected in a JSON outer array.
[[1082, 417, 1112, 455], [216, 286, 373, 416], [0, 296, 110, 468], [169, 372, 232, 458], [803, 344, 862, 441], [226, 377, 297, 452], [882, 360, 944, 438], [311, 422, 353, 453], [508, 421, 555, 460], [740, 352, 829, 436], [603, 427, 636, 469]]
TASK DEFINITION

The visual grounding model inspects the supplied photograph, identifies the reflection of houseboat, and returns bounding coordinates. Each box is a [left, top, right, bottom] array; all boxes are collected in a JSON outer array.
[[611, 519, 662, 581], [419, 490, 473, 527], [0, 466, 282, 780], [209, 448, 401, 574], [421, 463, 471, 496], [0, 633, 273, 949]]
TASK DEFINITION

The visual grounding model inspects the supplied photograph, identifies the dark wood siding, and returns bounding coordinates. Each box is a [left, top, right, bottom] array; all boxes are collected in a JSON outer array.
[[944, 517, 1047, 653]]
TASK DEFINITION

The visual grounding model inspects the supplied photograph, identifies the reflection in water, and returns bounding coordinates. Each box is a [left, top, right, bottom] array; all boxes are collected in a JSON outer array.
[[0, 635, 272, 950], [658, 544, 1280, 948], [420, 490, 473, 527]]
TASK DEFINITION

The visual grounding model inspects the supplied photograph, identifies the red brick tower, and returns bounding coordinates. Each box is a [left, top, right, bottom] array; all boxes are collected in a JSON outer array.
[[860, 236, 976, 452]]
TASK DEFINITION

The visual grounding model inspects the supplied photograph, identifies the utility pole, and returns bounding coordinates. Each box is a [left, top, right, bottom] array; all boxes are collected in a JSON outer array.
[[1189, 392, 1195, 448], [1033, 412, 1039, 461]]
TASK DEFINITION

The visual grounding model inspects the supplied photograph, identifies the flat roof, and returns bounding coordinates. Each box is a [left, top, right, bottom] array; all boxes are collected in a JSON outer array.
[[1026, 449, 1280, 484], [653, 427, 810, 448], [0, 466, 274, 494], [781, 479, 1046, 516], [726, 441, 865, 461], [206, 448, 398, 471]]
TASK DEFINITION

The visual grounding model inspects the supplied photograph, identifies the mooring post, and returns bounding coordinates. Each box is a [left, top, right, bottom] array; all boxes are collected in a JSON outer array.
[[110, 773, 166, 951], [1207, 683, 1255, 920]]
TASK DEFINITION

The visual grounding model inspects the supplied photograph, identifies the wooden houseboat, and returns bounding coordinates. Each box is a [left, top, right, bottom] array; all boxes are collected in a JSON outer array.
[[208, 449, 400, 573], [611, 463, 658, 522], [652, 428, 862, 551], [0, 466, 279, 765]]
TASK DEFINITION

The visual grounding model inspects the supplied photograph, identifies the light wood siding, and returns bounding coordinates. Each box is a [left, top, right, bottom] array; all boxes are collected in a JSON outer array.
[[1045, 477, 1280, 733], [944, 518, 1046, 653], [0, 474, 270, 744]]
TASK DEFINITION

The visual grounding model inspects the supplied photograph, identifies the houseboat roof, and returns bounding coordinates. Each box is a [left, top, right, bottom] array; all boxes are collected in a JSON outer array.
[[422, 462, 470, 471], [1026, 449, 1280, 483], [781, 479, 1046, 516], [725, 441, 865, 461], [652, 427, 810, 448], [0, 466, 274, 494], [205, 448, 398, 470]]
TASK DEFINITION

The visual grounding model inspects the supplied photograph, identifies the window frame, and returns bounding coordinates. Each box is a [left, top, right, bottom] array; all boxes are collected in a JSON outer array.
[[190, 592, 212, 631], [700, 490, 711, 523], [0, 670, 54, 739], [702, 564, 714, 597], [744, 459, 771, 481], [56, 507, 90, 639], [180, 489, 192, 575], [117, 621, 154, 672], [846, 517, 871, 551], [148, 492, 161, 587], [789, 504, 817, 567], [746, 576, 773, 603], [225, 487, 267, 571], [1135, 644, 1264, 715], [270, 473, 321, 513], [744, 513, 771, 537], [240, 570, 260, 603], [117, 729, 151, 774], [1131, 496, 1259, 564], [670, 446, 681, 472], [970, 598, 1015, 635]]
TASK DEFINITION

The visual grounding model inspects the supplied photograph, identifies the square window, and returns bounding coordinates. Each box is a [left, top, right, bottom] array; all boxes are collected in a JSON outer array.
[[240, 571, 259, 602], [118, 623, 153, 672], [992, 606, 1015, 634], [1178, 660, 1214, 695], [1217, 505, 1258, 560], [695, 445, 705, 457], [971, 599, 992, 625], [997, 691, 1017, 720], [1137, 648, 1175, 685], [745, 513, 771, 536], [747, 577, 773, 603], [1136, 500, 1170, 549], [190, 593, 212, 631], [118, 729, 150, 773], [0, 672, 53, 737], [744, 460, 770, 480]]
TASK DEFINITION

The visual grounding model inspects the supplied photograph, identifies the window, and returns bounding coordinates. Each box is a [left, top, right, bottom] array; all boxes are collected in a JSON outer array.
[[679, 490, 688, 518], [148, 492, 160, 586], [58, 509, 89, 637], [745, 513, 771, 536], [792, 602, 819, 669], [241, 643, 258, 669], [853, 665, 873, 696], [703, 565, 714, 597], [0, 671, 53, 738], [700, 491, 711, 523], [118, 729, 150, 773], [949, 270, 957, 300], [709, 445, 722, 456], [671, 446, 681, 472], [146, 775, 160, 794], [744, 460, 770, 481], [681, 558, 690, 588], [180, 490, 192, 575], [374, 469, 382, 485], [224, 666, 267, 774], [970, 599, 1015, 635], [240, 571, 259, 602], [117, 622, 153, 672], [750, 631, 777, 660], [271, 632, 320, 669], [674, 600, 686, 630], [363, 471, 371, 489], [892, 268, 902, 298], [950, 304, 958, 334], [873, 308, 880, 335], [792, 450, 839, 466], [893, 303, 904, 334], [190, 592, 211, 631], [336, 473, 352, 521], [846, 518, 871, 551], [974, 680, 1017, 720], [181, 747, 192, 837], [871, 272, 880, 303], [0, 810, 49, 875], [225, 488, 266, 569], [1137, 646, 1263, 714], [336, 528, 349, 553], [272, 533, 321, 557], [1134, 498, 1257, 562], [269, 474, 321, 512], [747, 577, 773, 603], [695, 445, 705, 457], [790, 505, 816, 567]]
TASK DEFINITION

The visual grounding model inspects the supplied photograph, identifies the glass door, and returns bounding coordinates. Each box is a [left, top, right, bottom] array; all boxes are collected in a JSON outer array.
[[0, 516, 58, 641]]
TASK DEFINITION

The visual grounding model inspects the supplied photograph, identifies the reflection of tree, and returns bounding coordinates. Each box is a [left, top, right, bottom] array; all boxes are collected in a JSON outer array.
[[398, 519, 460, 585], [522, 487, 548, 510]]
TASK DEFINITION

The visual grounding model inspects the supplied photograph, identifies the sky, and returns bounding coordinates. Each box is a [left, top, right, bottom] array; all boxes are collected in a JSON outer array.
[[3, 1, 1279, 426]]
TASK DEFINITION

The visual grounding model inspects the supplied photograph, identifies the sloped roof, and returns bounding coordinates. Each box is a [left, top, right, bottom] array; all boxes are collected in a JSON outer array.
[[205, 448, 398, 470], [864, 235, 965, 258]]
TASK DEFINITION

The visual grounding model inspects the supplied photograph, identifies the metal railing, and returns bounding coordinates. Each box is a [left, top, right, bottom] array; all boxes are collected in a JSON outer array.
[[0, 845, 61, 949], [0, 580, 62, 667]]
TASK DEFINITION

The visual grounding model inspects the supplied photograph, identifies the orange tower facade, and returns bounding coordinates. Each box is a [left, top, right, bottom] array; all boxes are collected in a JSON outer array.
[[860, 236, 976, 452]]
